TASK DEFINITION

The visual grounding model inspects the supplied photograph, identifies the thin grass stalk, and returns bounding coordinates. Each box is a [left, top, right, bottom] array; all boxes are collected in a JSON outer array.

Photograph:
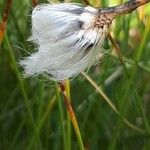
[[122, 57, 150, 73], [10, 12, 25, 43], [59, 82, 84, 150], [56, 85, 67, 150], [81, 71, 145, 133], [107, 33, 129, 77], [135, 18, 150, 62], [39, 96, 56, 128], [65, 80, 72, 150], [134, 90, 150, 134], [8, 116, 26, 150], [27, 96, 56, 149], [108, 53, 150, 73]]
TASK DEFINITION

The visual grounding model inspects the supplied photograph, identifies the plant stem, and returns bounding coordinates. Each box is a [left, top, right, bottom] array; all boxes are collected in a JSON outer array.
[[59, 82, 84, 150], [55, 85, 67, 150], [107, 33, 129, 77], [65, 80, 71, 150], [101, 0, 150, 16]]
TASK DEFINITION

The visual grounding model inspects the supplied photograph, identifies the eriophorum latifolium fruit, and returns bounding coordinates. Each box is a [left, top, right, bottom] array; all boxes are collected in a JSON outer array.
[[20, 3, 114, 81], [20, 1, 149, 81]]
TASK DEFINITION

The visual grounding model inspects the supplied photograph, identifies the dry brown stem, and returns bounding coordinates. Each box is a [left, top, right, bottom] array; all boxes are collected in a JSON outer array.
[[101, 0, 150, 18]]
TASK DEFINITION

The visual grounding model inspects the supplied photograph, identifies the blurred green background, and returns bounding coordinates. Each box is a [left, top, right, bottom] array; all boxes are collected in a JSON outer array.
[[0, 0, 150, 149]]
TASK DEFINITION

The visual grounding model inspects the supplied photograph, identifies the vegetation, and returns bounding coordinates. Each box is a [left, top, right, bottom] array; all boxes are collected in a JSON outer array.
[[0, 0, 150, 149]]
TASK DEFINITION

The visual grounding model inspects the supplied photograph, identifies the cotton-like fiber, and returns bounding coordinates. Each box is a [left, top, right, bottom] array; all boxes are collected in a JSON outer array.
[[20, 3, 108, 81]]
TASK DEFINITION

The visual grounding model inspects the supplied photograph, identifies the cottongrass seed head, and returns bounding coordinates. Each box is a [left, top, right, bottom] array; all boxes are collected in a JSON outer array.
[[20, 3, 115, 81]]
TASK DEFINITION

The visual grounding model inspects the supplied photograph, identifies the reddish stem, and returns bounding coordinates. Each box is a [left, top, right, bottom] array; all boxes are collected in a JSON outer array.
[[59, 82, 76, 124], [59, 82, 84, 149], [0, 0, 12, 43]]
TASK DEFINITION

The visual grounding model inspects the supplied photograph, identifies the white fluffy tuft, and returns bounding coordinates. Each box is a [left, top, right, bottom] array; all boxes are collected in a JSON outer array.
[[20, 3, 107, 81]]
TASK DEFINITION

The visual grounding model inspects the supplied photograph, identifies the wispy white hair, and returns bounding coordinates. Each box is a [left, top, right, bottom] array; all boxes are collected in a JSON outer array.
[[20, 3, 111, 81]]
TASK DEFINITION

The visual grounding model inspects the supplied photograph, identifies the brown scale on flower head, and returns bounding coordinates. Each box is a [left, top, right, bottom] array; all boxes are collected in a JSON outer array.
[[81, 11, 117, 58], [94, 11, 116, 28]]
